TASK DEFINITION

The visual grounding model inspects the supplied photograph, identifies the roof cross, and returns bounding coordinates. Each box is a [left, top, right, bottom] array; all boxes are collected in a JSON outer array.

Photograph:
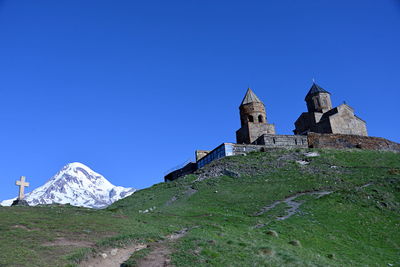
[[16, 176, 30, 200]]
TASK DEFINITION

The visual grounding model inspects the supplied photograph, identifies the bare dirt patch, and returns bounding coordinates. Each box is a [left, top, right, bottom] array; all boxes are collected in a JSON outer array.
[[112, 214, 129, 219], [137, 244, 173, 267], [11, 224, 37, 231], [136, 228, 189, 267], [43, 237, 94, 247], [78, 229, 189, 267], [79, 243, 147, 267]]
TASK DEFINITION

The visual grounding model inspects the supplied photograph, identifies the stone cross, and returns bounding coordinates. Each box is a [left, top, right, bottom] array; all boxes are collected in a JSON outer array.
[[16, 176, 29, 200]]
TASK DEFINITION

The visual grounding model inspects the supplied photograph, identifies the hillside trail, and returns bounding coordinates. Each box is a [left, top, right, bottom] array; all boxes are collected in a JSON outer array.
[[254, 182, 373, 226], [79, 243, 147, 267], [136, 230, 188, 267], [79, 229, 188, 267], [255, 191, 333, 218]]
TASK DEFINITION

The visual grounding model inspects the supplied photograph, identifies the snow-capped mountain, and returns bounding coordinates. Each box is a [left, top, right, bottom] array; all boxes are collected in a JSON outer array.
[[0, 162, 135, 208]]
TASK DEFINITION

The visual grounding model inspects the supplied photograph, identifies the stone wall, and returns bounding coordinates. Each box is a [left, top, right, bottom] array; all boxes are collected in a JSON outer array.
[[294, 112, 326, 135], [236, 123, 276, 144], [307, 133, 400, 152], [328, 105, 368, 136], [254, 134, 308, 148], [231, 144, 269, 154], [239, 101, 268, 125]]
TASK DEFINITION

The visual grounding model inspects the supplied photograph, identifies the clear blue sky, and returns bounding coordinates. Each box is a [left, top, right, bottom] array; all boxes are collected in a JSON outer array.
[[0, 0, 399, 200]]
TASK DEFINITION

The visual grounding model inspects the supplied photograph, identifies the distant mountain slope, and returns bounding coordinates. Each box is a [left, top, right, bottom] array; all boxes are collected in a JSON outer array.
[[0, 162, 135, 208]]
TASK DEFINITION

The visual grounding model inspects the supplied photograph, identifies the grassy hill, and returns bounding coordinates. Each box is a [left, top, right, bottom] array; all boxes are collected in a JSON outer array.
[[0, 148, 399, 266]]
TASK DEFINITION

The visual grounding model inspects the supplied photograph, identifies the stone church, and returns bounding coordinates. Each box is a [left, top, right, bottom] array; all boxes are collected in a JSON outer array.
[[293, 83, 368, 136], [236, 88, 276, 144], [236, 84, 368, 145], [165, 83, 400, 182]]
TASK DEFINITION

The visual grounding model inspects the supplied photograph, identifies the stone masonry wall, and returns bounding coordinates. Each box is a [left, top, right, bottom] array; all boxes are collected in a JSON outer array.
[[307, 133, 400, 152], [328, 105, 368, 136], [232, 144, 269, 154], [236, 123, 276, 144], [254, 134, 308, 148]]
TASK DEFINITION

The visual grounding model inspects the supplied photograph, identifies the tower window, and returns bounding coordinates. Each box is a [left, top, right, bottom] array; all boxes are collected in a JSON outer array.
[[258, 115, 263, 123], [248, 115, 254, 122]]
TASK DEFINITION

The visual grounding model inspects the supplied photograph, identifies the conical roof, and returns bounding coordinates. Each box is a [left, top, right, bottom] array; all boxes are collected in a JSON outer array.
[[241, 88, 263, 105], [305, 83, 330, 100]]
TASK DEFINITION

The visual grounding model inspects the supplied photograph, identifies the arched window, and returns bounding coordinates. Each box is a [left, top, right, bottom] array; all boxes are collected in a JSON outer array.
[[258, 115, 263, 123], [248, 115, 254, 122]]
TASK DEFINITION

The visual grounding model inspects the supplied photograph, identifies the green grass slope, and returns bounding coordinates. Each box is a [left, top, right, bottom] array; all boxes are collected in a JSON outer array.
[[0, 148, 399, 266]]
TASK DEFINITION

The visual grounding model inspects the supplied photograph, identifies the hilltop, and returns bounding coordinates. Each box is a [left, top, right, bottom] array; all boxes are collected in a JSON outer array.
[[0, 148, 399, 266]]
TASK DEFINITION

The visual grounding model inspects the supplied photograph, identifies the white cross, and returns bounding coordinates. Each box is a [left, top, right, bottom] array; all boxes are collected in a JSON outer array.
[[16, 176, 30, 200]]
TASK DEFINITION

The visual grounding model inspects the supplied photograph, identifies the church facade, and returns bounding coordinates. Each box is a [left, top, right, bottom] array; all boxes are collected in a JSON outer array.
[[293, 83, 368, 136]]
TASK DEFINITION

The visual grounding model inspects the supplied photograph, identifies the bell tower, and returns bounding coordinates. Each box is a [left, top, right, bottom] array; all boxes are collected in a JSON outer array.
[[305, 83, 332, 113], [236, 88, 276, 144]]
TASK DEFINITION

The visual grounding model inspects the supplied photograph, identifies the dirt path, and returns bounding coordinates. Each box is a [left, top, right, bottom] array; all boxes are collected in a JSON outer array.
[[136, 228, 189, 267], [255, 191, 332, 219], [43, 237, 94, 247], [79, 243, 147, 267], [78, 229, 189, 267], [136, 244, 173, 267]]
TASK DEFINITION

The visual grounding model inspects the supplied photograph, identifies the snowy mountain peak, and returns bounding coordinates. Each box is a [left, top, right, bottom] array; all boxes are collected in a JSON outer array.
[[0, 163, 135, 208], [51, 162, 114, 189], [61, 162, 101, 174]]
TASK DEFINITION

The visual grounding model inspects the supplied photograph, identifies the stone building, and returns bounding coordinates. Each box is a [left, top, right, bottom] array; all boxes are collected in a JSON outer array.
[[165, 83, 400, 182], [293, 83, 368, 136], [236, 88, 276, 144]]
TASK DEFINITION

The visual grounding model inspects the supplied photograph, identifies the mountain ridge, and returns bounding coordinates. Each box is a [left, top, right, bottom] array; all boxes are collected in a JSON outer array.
[[0, 162, 135, 208]]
